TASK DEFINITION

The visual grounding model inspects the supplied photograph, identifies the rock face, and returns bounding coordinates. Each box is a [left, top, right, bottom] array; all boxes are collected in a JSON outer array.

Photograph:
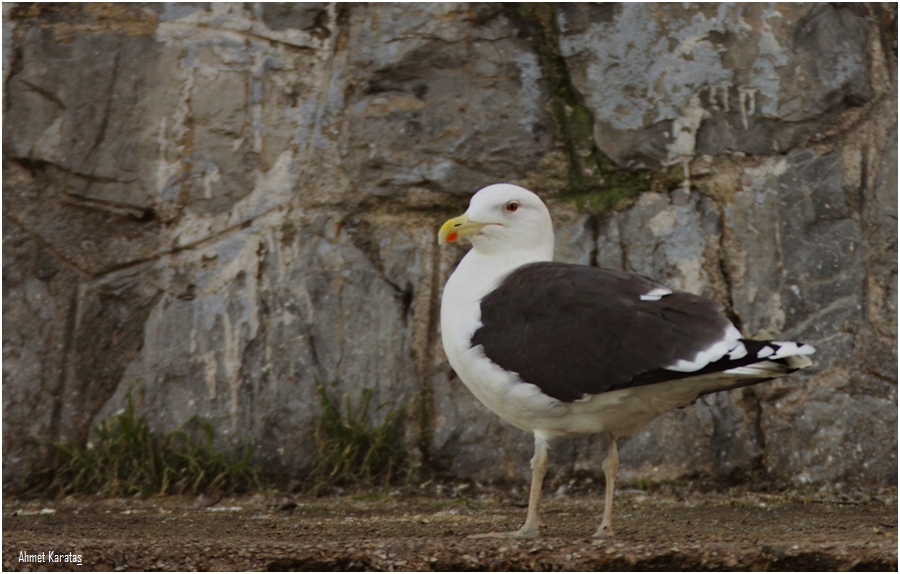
[[558, 4, 877, 167], [3, 3, 897, 488]]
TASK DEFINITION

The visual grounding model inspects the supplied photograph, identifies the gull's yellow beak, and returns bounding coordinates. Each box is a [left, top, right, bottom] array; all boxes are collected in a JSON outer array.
[[438, 213, 486, 245]]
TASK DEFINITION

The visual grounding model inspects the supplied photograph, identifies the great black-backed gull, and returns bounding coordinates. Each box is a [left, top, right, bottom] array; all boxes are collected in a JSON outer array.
[[438, 183, 815, 538]]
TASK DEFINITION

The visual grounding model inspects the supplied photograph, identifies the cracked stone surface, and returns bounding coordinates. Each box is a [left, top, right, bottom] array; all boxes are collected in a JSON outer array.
[[557, 3, 876, 168], [343, 3, 555, 198], [2, 3, 897, 489]]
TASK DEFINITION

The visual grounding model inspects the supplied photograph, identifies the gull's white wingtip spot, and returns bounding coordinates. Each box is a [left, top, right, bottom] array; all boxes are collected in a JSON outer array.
[[640, 286, 673, 302]]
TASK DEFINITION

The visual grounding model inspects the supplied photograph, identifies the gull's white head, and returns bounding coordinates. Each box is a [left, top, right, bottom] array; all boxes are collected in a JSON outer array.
[[438, 183, 554, 260]]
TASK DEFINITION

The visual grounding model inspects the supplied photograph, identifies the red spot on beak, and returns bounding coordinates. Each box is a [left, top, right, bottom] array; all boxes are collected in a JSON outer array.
[[446, 232, 458, 242]]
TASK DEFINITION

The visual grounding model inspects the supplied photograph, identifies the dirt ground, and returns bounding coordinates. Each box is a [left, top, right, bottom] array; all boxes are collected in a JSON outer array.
[[3, 483, 897, 571]]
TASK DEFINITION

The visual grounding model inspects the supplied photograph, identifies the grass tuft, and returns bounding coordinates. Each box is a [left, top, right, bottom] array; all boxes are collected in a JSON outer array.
[[31, 392, 259, 498], [312, 382, 412, 487]]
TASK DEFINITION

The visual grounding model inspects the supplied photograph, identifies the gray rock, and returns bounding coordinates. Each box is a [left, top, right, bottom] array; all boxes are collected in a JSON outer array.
[[615, 189, 726, 299], [720, 151, 865, 370], [3, 161, 160, 276], [2, 206, 160, 474], [2, 217, 81, 478], [763, 388, 898, 485], [95, 212, 422, 476], [1, 3, 895, 490], [859, 124, 899, 386], [776, 151, 865, 366], [4, 27, 163, 212], [259, 3, 329, 33], [551, 206, 594, 266], [343, 4, 554, 198], [558, 4, 875, 168]]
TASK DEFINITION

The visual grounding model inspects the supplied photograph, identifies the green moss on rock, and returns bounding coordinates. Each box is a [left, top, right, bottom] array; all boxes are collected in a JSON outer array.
[[517, 3, 657, 214]]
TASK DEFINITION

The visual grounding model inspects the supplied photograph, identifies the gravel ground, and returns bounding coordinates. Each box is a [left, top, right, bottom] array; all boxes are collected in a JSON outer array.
[[3, 484, 897, 571]]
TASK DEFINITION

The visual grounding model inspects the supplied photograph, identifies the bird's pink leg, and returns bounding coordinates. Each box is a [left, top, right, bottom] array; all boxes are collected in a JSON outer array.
[[470, 434, 549, 539], [594, 434, 619, 538]]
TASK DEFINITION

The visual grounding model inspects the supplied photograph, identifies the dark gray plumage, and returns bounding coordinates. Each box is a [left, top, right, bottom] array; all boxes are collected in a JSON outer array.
[[472, 262, 806, 403]]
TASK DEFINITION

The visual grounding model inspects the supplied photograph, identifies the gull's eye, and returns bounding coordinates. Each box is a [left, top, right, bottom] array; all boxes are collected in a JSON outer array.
[[505, 202, 519, 212]]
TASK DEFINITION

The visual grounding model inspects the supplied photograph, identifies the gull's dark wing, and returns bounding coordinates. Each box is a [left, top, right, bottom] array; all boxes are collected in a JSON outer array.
[[471, 262, 744, 402]]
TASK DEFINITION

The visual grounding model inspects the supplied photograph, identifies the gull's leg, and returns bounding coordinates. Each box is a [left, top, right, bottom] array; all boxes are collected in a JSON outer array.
[[470, 433, 549, 539], [519, 433, 550, 536], [594, 434, 619, 538]]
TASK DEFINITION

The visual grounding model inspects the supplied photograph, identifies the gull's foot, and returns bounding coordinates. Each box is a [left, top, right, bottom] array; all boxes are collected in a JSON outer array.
[[593, 524, 614, 538], [469, 525, 538, 539]]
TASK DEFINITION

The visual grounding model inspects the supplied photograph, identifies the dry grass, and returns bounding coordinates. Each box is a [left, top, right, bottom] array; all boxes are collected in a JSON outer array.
[[31, 393, 259, 497], [312, 382, 412, 487]]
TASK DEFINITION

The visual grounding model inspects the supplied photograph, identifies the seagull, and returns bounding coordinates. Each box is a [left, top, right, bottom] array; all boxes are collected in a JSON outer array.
[[437, 183, 815, 538]]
